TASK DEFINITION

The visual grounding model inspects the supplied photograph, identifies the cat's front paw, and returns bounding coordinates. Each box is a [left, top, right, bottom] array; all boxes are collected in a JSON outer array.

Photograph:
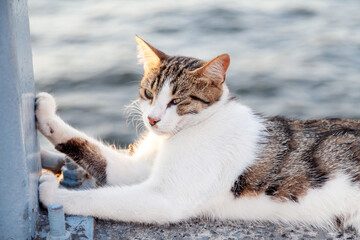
[[35, 92, 57, 136], [39, 172, 59, 207]]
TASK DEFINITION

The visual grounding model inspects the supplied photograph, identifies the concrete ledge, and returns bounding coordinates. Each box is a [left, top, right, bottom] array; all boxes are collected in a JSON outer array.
[[36, 202, 358, 239], [94, 218, 358, 240]]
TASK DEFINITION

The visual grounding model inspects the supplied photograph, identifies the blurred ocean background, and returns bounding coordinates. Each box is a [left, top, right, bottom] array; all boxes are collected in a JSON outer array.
[[29, 0, 360, 147]]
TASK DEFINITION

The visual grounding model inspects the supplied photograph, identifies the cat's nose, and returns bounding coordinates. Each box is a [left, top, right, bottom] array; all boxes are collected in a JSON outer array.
[[148, 116, 160, 126]]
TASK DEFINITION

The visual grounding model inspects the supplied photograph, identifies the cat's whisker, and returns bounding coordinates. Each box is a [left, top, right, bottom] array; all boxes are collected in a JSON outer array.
[[126, 113, 141, 125], [125, 100, 144, 129], [134, 119, 145, 135]]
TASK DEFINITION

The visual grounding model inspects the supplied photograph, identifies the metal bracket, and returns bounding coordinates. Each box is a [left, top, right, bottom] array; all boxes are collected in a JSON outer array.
[[39, 150, 95, 239]]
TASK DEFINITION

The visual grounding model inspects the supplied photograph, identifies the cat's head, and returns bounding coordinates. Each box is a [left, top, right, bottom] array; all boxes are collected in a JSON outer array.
[[136, 36, 230, 136]]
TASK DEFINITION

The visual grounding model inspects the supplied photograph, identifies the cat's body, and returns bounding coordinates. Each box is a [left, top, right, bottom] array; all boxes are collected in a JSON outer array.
[[230, 116, 360, 229], [37, 37, 360, 231]]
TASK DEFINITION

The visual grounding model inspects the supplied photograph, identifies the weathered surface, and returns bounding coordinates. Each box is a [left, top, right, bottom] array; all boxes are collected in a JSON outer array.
[[0, 0, 41, 239], [94, 219, 358, 240], [36, 195, 358, 239]]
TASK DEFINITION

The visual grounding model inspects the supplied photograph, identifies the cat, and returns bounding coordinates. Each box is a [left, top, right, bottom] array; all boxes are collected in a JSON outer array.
[[37, 36, 360, 231]]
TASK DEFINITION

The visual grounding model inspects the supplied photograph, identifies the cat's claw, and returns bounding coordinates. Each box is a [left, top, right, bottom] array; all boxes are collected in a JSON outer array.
[[35, 92, 57, 136], [39, 172, 59, 207]]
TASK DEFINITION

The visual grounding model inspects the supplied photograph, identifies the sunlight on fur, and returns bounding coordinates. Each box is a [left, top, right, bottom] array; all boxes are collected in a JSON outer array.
[[36, 37, 360, 233]]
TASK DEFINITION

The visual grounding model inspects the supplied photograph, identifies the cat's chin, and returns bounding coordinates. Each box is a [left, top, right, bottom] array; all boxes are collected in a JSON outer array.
[[147, 126, 178, 137], [149, 128, 172, 137]]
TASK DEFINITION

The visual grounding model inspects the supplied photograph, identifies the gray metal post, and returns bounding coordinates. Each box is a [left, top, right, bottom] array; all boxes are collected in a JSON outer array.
[[0, 0, 41, 239]]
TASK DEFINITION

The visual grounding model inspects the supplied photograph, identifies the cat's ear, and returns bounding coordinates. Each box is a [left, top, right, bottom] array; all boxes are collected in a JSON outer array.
[[192, 54, 230, 85], [135, 36, 167, 73]]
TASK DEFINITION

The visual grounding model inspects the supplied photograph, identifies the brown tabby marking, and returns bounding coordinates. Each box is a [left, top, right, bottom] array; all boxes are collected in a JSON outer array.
[[335, 216, 344, 229], [55, 137, 107, 184], [139, 56, 223, 115], [231, 117, 360, 202]]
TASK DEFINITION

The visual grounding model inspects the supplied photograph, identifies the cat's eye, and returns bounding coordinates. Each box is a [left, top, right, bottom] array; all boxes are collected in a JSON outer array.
[[144, 89, 153, 100], [171, 99, 182, 105], [169, 98, 182, 106]]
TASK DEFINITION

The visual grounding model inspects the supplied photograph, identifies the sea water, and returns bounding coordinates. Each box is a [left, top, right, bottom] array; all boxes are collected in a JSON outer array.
[[29, 0, 360, 146]]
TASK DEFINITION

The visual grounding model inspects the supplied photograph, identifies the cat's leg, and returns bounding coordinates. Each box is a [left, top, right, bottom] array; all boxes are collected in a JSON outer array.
[[36, 92, 156, 186], [39, 172, 196, 223]]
